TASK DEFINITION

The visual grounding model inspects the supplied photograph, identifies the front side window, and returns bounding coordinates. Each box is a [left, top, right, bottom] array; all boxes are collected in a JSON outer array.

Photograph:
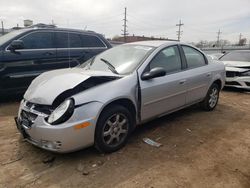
[[182, 46, 206, 68], [21, 32, 53, 49], [55, 32, 82, 48], [150, 46, 182, 73]]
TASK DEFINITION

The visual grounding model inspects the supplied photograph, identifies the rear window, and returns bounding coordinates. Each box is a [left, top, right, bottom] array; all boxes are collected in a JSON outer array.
[[81, 34, 106, 47], [220, 51, 250, 62]]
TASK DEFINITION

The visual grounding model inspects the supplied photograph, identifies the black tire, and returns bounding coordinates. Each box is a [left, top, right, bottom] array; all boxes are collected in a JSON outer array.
[[201, 83, 220, 111], [94, 105, 134, 153]]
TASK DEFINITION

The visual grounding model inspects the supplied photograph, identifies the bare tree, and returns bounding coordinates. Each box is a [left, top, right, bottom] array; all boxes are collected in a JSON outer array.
[[239, 38, 247, 46]]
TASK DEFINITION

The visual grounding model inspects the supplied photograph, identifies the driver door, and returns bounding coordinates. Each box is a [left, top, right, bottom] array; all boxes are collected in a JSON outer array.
[[139, 45, 187, 121]]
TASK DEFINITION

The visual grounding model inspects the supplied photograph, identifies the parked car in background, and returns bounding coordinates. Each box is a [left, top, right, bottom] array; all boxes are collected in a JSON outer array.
[[219, 50, 250, 90], [15, 41, 225, 153], [0, 27, 112, 96]]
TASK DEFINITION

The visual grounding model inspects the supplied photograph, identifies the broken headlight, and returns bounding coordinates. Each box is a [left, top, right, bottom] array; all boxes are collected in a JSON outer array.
[[242, 71, 250, 76], [47, 99, 74, 125]]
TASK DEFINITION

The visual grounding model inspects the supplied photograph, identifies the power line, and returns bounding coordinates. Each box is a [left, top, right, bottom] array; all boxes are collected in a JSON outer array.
[[121, 7, 128, 42], [216, 29, 222, 46], [176, 19, 184, 41]]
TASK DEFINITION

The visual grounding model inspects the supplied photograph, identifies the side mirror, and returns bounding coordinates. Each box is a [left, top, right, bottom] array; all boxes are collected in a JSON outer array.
[[9, 40, 24, 52], [141, 67, 166, 80]]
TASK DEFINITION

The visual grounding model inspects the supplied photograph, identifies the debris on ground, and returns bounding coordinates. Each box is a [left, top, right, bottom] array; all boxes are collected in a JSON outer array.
[[199, 140, 204, 144], [76, 163, 85, 172], [42, 155, 56, 164], [186, 128, 192, 132], [97, 160, 104, 166], [156, 136, 164, 141], [1, 155, 23, 165], [143, 138, 162, 147], [82, 171, 89, 176]]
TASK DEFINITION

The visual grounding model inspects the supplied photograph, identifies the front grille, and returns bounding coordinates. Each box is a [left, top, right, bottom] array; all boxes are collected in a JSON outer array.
[[226, 81, 241, 86], [20, 110, 38, 128], [226, 71, 240, 78]]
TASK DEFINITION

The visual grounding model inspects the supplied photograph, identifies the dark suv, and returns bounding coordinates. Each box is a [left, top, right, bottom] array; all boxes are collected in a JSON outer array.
[[0, 27, 112, 95]]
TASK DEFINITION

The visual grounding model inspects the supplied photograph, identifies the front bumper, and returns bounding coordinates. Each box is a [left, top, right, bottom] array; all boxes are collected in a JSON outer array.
[[15, 100, 103, 153], [225, 76, 250, 90]]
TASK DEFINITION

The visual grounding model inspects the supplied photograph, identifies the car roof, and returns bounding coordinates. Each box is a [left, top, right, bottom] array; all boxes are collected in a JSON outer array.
[[125, 40, 180, 47], [16, 27, 99, 35]]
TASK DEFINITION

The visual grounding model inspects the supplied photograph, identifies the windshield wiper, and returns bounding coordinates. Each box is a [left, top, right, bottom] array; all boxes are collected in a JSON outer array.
[[100, 58, 119, 75]]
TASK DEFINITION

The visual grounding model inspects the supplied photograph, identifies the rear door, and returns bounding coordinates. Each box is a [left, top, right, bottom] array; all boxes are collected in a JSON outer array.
[[1, 31, 57, 92], [180, 45, 212, 104], [139, 45, 187, 121]]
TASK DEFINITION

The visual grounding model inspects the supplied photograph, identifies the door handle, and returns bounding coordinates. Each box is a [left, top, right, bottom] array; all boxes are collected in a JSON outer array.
[[179, 79, 186, 84]]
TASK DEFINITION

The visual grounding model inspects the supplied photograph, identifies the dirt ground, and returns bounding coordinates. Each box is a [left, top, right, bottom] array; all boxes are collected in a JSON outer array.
[[0, 89, 250, 188]]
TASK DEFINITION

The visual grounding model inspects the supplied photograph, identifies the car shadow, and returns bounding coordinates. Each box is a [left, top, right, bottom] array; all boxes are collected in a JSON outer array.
[[223, 87, 250, 94]]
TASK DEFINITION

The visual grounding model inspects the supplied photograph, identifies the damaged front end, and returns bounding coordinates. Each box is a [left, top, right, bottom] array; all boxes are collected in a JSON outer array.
[[225, 66, 250, 90], [15, 68, 121, 152]]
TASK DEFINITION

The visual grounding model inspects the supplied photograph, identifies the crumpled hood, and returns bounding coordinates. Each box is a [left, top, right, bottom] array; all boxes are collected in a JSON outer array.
[[222, 61, 250, 73], [24, 68, 119, 105], [222, 61, 250, 68]]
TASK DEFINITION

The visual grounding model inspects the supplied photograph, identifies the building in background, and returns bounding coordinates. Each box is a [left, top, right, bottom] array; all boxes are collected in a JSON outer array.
[[24, 19, 33, 27]]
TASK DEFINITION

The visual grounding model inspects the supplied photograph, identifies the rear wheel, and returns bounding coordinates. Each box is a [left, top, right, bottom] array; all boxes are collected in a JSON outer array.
[[201, 83, 220, 111], [95, 105, 133, 153]]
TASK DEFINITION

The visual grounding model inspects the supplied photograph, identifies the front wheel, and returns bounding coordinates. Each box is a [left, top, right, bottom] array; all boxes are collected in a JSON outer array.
[[94, 105, 133, 153], [201, 83, 220, 111]]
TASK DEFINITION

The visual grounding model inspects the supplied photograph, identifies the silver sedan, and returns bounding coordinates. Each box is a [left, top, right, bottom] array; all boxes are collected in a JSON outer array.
[[15, 41, 225, 153]]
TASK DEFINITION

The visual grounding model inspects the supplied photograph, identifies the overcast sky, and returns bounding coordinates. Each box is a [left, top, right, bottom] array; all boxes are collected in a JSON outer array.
[[0, 0, 250, 43]]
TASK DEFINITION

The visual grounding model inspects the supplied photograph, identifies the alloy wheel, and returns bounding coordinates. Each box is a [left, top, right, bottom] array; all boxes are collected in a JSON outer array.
[[208, 87, 218, 108], [102, 113, 129, 147]]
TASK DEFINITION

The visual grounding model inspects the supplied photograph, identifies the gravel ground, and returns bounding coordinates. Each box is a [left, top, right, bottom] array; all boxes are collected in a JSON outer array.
[[0, 89, 250, 188]]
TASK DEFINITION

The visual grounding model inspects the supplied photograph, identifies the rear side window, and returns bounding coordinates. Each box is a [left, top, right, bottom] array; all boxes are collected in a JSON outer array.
[[55, 32, 82, 48], [21, 32, 53, 49], [182, 46, 206, 68], [81, 34, 106, 47]]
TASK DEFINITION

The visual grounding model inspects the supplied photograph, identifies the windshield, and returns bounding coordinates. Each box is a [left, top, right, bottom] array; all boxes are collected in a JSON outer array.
[[80, 44, 154, 74], [0, 29, 26, 46], [220, 51, 250, 62]]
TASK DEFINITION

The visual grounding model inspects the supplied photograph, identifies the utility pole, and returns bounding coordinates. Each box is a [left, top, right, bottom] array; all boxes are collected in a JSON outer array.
[[176, 19, 184, 41], [1, 20, 4, 35], [121, 7, 128, 42], [216, 29, 222, 47]]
